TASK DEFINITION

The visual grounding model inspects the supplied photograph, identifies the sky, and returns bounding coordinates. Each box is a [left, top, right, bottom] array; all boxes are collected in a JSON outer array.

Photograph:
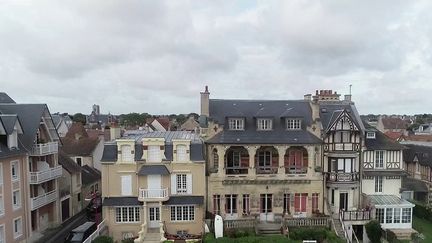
[[1, 0, 432, 115]]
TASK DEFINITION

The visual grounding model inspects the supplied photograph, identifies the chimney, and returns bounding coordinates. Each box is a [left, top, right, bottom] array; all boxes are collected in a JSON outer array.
[[200, 86, 210, 116], [344, 94, 352, 102], [304, 94, 312, 101]]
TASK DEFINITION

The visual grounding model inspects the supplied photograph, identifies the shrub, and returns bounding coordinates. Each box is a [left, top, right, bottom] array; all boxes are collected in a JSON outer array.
[[365, 220, 382, 243], [289, 227, 328, 242], [92, 235, 114, 243], [412, 202, 432, 221]]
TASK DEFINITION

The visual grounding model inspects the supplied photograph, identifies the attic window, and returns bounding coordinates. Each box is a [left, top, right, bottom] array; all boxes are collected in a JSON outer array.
[[286, 119, 301, 130], [366, 132, 376, 139], [257, 119, 272, 131], [228, 118, 244, 131]]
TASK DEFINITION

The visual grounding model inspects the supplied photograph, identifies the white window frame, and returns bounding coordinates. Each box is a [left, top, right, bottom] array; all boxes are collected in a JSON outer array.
[[257, 119, 272, 131], [13, 217, 22, 239], [375, 176, 383, 193], [228, 118, 244, 131], [120, 175, 132, 196], [12, 189, 21, 210], [176, 145, 188, 162], [115, 206, 140, 223], [75, 157, 83, 166], [121, 145, 133, 162], [176, 174, 187, 194], [147, 145, 161, 162], [170, 205, 195, 221], [366, 132, 376, 139], [286, 119, 301, 130], [225, 194, 238, 214], [402, 208, 411, 223], [11, 161, 19, 181], [375, 151, 384, 168]]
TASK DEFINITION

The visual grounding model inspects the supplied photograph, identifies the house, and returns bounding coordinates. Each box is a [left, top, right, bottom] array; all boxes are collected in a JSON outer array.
[[62, 123, 101, 169], [151, 117, 171, 132], [399, 134, 432, 147], [58, 151, 82, 222], [376, 116, 410, 134], [201, 86, 325, 226], [0, 93, 62, 242], [414, 123, 432, 135], [100, 131, 205, 242], [51, 113, 70, 138], [361, 124, 415, 239], [180, 116, 200, 132]]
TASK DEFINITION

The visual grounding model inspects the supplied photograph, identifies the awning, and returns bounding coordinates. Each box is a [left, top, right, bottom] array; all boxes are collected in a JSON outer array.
[[138, 165, 170, 176], [163, 196, 204, 205], [368, 195, 414, 207], [103, 197, 142, 206], [363, 170, 407, 177]]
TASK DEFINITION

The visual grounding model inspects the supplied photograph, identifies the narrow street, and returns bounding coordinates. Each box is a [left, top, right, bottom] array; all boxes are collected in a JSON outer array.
[[36, 211, 87, 243]]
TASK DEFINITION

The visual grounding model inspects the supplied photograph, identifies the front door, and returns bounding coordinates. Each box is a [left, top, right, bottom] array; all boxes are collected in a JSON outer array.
[[147, 175, 161, 197], [148, 207, 160, 228], [340, 192, 348, 211], [260, 194, 274, 221], [61, 198, 70, 222]]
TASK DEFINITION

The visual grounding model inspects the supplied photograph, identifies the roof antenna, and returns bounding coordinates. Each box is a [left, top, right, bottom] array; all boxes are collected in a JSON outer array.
[[349, 84, 352, 95]]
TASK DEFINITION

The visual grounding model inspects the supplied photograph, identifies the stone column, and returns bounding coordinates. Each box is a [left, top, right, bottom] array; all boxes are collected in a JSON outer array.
[[276, 146, 288, 176], [216, 146, 228, 177], [307, 146, 316, 176], [247, 146, 258, 176]]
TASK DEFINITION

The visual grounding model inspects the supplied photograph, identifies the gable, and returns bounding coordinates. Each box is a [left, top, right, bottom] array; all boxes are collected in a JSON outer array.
[[328, 110, 359, 132]]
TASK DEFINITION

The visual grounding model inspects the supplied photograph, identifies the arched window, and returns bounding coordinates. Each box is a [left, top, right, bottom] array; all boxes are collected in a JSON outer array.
[[212, 149, 219, 169], [285, 147, 308, 174]]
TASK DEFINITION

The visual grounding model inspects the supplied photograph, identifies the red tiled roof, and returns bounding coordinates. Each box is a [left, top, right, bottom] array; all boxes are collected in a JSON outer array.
[[62, 123, 99, 156], [384, 131, 404, 141], [156, 117, 170, 130], [403, 135, 432, 142]]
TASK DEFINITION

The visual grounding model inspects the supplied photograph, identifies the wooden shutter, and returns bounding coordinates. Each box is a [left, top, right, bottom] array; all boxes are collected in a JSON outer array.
[[171, 174, 177, 195], [186, 174, 192, 194]]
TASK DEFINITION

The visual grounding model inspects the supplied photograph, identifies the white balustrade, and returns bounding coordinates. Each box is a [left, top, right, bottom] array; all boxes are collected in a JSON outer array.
[[31, 190, 57, 210], [31, 142, 58, 156], [138, 188, 169, 201], [29, 166, 62, 184]]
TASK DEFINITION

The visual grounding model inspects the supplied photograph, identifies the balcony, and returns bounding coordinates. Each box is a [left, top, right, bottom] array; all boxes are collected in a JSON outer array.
[[138, 188, 169, 202], [256, 166, 278, 174], [226, 167, 248, 175], [340, 209, 371, 221], [31, 142, 58, 156], [29, 166, 62, 184], [325, 172, 359, 183], [31, 190, 57, 210]]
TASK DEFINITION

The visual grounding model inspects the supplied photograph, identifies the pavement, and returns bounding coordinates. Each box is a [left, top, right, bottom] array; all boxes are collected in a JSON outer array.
[[35, 210, 87, 243]]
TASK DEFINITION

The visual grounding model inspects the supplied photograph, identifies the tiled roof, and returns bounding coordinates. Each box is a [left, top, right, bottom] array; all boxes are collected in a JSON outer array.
[[381, 117, 410, 130], [402, 135, 432, 142], [384, 131, 404, 141], [62, 123, 99, 156], [156, 117, 170, 130], [81, 165, 101, 185], [163, 196, 204, 205], [403, 144, 432, 166], [58, 151, 81, 174]]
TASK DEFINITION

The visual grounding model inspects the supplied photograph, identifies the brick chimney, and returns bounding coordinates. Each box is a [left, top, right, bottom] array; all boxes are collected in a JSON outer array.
[[200, 86, 210, 116], [312, 89, 340, 101]]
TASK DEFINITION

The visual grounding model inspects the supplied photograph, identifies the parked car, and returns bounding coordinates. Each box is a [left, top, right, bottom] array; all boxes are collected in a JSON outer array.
[[65, 221, 97, 243]]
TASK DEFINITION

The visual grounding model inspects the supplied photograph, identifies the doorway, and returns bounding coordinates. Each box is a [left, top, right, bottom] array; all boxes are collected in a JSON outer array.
[[340, 192, 348, 211], [148, 207, 160, 228], [259, 194, 274, 221]]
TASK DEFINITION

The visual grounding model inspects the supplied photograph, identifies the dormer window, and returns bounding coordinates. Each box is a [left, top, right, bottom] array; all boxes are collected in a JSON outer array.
[[257, 119, 272, 131], [148, 145, 161, 162], [176, 145, 188, 161], [366, 132, 376, 139], [228, 118, 244, 130], [121, 145, 133, 162], [286, 119, 301, 130]]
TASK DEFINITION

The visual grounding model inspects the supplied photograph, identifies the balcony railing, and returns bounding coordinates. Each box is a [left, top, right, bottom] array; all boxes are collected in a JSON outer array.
[[29, 165, 62, 184], [339, 209, 371, 221], [285, 166, 308, 174], [226, 167, 248, 175], [256, 166, 278, 174], [31, 190, 57, 210], [31, 142, 58, 156], [138, 188, 169, 201], [325, 172, 359, 182]]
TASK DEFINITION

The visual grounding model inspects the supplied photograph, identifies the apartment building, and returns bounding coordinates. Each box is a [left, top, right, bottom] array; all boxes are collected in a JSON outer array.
[[101, 131, 205, 242], [200, 87, 325, 222], [0, 93, 62, 242]]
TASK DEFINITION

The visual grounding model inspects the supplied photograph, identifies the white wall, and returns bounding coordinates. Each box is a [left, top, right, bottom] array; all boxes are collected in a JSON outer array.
[[362, 177, 401, 196]]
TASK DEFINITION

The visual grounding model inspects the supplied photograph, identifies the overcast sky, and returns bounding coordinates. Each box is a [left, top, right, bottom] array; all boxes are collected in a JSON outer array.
[[1, 0, 431, 115]]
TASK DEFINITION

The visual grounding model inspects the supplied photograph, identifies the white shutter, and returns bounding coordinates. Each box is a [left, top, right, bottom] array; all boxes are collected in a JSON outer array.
[[121, 175, 132, 196], [186, 174, 192, 194], [171, 174, 177, 195]]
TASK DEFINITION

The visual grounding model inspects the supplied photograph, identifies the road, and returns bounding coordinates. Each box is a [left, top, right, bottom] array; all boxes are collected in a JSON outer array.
[[36, 211, 87, 243]]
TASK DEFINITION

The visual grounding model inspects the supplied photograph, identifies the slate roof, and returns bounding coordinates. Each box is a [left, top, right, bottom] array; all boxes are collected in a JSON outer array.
[[0, 114, 21, 135], [81, 165, 101, 185], [364, 123, 406, 150], [51, 114, 62, 128], [103, 197, 142, 206], [207, 99, 321, 144], [402, 177, 428, 193], [138, 165, 170, 175], [0, 93, 15, 104], [319, 103, 364, 132], [58, 151, 81, 174], [163, 196, 204, 205], [403, 144, 432, 166]]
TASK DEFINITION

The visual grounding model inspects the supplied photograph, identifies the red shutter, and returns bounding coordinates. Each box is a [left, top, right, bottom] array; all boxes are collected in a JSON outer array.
[[294, 193, 300, 212], [301, 193, 307, 212]]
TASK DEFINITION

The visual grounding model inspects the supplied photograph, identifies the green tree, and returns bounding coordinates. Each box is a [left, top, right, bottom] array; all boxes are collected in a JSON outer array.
[[365, 220, 382, 243], [92, 235, 114, 243], [72, 113, 87, 125]]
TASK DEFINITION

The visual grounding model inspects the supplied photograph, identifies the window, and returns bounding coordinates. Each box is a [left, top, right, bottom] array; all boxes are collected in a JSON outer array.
[[0, 225, 4, 243], [228, 118, 244, 130], [13, 217, 22, 239], [121, 145, 133, 162], [402, 208, 411, 223], [170, 206, 195, 221], [294, 193, 307, 213], [366, 132, 376, 139], [376, 208, 384, 223], [176, 145, 188, 161], [375, 176, 383, 193], [77, 193, 81, 202], [121, 175, 132, 196], [148, 145, 161, 162], [375, 151, 384, 168], [213, 195, 221, 215], [176, 174, 187, 194], [227, 151, 241, 168], [386, 208, 393, 223], [286, 119, 301, 130], [149, 207, 160, 221], [312, 193, 319, 213], [242, 194, 250, 215], [331, 158, 353, 173], [213, 150, 219, 170], [0, 193, 3, 216], [283, 194, 290, 214], [11, 161, 19, 181], [331, 189, 335, 205], [258, 151, 272, 167], [260, 194, 272, 213], [12, 189, 20, 210], [394, 208, 401, 223], [287, 148, 308, 174], [225, 194, 237, 214], [257, 119, 272, 131], [115, 207, 140, 223], [76, 157, 82, 166]]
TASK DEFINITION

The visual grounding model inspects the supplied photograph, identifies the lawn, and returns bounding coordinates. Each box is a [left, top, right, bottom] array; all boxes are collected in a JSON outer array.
[[413, 216, 432, 242]]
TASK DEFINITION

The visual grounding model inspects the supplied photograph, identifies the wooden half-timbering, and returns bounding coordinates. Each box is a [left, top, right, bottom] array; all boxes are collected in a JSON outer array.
[[363, 150, 403, 169], [323, 110, 361, 152]]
